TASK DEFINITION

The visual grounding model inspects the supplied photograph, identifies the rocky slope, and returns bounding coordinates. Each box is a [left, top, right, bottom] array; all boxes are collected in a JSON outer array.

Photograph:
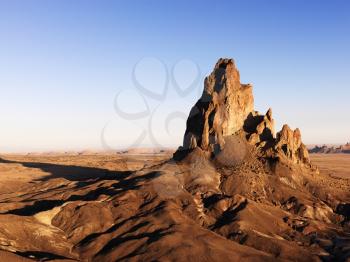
[[0, 59, 349, 261]]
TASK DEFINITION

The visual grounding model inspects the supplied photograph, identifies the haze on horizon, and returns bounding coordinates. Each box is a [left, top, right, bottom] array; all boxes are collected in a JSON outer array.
[[0, 0, 349, 153]]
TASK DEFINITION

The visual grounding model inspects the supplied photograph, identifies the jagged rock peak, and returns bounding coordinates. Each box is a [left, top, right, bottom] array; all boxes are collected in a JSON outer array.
[[202, 58, 242, 97], [274, 124, 310, 164], [201, 58, 254, 137], [245, 108, 276, 146], [175, 58, 254, 158], [174, 58, 310, 166]]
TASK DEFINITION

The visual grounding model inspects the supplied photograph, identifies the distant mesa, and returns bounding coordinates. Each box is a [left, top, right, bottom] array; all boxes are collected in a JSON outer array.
[[117, 148, 174, 155], [174, 58, 310, 167], [309, 142, 350, 154]]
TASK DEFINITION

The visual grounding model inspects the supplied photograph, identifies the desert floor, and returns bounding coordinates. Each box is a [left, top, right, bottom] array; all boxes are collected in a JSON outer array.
[[1, 152, 348, 194], [0, 153, 171, 261], [0, 152, 349, 261], [0, 153, 171, 194], [310, 153, 350, 179]]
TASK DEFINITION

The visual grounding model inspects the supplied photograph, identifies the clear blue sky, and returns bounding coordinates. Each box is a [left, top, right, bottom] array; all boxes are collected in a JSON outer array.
[[0, 0, 349, 152]]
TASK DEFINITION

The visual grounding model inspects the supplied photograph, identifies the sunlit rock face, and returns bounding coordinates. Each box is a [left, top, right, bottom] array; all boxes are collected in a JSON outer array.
[[174, 58, 310, 166], [274, 124, 310, 165], [177, 58, 254, 156]]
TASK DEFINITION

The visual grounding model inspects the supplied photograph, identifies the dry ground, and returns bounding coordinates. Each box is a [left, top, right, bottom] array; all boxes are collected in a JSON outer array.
[[310, 153, 350, 179], [0, 153, 170, 195], [0, 152, 349, 261]]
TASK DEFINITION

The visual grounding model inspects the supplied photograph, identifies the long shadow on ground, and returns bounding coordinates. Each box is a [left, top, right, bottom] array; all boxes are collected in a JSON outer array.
[[0, 157, 133, 182], [0, 157, 162, 216]]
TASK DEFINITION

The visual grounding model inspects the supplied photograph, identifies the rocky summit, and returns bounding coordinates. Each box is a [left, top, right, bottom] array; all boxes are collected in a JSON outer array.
[[175, 58, 253, 156], [174, 58, 310, 167]]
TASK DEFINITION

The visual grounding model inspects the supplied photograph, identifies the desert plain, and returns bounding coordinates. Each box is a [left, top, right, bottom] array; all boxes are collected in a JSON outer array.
[[0, 152, 349, 261]]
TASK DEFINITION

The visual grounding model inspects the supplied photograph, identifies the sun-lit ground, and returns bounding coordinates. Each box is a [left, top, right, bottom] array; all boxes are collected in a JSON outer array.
[[0, 152, 349, 261], [0, 152, 171, 194], [310, 153, 350, 179]]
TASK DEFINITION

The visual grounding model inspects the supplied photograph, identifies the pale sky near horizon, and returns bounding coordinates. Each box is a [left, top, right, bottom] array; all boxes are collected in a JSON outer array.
[[0, 0, 349, 153]]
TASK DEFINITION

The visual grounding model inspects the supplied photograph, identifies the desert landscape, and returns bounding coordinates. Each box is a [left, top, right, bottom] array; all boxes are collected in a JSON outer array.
[[0, 59, 349, 261], [1, 1, 349, 261]]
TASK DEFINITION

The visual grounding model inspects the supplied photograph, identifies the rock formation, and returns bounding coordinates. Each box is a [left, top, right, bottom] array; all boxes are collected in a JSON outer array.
[[178, 58, 254, 156], [174, 58, 310, 166], [167, 59, 350, 260], [274, 125, 310, 164]]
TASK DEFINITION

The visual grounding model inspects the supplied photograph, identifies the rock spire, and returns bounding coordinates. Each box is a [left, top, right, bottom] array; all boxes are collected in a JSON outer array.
[[174, 58, 310, 166]]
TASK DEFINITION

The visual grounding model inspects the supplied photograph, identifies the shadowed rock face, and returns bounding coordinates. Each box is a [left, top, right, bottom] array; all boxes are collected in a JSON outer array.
[[174, 58, 310, 166]]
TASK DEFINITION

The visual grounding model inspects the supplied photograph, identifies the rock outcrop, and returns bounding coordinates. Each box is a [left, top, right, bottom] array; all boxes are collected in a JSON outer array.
[[274, 125, 310, 164], [179, 58, 254, 156], [244, 108, 275, 146], [174, 58, 310, 166]]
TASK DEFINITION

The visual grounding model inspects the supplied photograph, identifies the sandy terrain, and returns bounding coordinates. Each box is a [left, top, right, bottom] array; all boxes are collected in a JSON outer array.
[[0, 153, 171, 261], [0, 152, 349, 261], [310, 154, 350, 179]]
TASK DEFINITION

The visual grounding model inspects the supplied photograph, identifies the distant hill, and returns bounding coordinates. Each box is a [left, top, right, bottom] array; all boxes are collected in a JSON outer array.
[[309, 143, 350, 154], [117, 147, 175, 155]]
